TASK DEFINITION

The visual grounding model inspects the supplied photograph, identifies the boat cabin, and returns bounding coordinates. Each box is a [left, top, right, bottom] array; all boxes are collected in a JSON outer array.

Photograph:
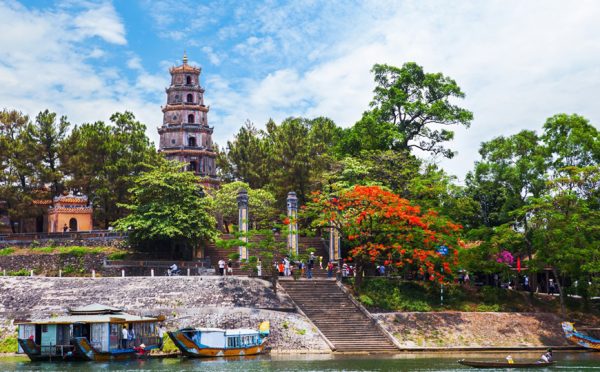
[[181, 328, 263, 349], [16, 304, 161, 359]]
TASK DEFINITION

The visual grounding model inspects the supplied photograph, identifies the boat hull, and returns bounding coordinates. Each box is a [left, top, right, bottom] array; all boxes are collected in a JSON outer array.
[[458, 359, 555, 368], [168, 331, 265, 358], [17, 338, 78, 362], [72, 337, 138, 361], [562, 322, 600, 350]]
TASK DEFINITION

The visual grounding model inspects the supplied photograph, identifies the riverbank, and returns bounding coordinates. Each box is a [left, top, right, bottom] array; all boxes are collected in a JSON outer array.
[[375, 311, 573, 348], [0, 276, 329, 353], [0, 277, 582, 353]]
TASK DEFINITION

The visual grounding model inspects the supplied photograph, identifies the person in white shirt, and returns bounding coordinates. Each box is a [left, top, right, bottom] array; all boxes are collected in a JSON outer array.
[[284, 257, 290, 276], [121, 326, 128, 349], [218, 259, 225, 276]]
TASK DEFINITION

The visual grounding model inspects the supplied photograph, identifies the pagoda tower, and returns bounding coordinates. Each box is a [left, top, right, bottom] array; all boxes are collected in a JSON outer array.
[[158, 53, 219, 189]]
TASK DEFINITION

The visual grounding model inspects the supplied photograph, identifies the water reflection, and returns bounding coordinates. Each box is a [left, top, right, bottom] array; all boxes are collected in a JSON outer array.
[[2, 351, 599, 371]]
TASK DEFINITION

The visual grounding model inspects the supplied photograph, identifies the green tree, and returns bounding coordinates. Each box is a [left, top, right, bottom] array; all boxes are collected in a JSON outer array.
[[61, 112, 161, 227], [367, 63, 473, 158], [27, 110, 69, 194], [114, 161, 217, 259], [220, 120, 269, 188], [211, 181, 277, 233], [0, 109, 38, 231]]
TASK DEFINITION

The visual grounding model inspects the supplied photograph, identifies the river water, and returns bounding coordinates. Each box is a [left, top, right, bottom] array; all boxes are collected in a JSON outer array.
[[1, 352, 599, 371]]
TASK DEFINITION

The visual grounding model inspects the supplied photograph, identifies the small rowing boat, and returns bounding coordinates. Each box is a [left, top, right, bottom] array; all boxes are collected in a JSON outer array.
[[168, 321, 269, 358], [458, 359, 555, 368]]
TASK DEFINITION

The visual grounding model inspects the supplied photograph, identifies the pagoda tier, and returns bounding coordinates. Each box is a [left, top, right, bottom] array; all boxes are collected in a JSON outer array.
[[157, 53, 219, 188]]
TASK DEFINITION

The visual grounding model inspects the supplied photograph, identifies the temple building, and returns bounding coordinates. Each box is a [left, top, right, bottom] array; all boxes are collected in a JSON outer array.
[[158, 53, 219, 189], [46, 192, 93, 232]]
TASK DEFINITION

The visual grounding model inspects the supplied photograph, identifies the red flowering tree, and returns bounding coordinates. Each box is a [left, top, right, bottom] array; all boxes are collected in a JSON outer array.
[[303, 185, 463, 287]]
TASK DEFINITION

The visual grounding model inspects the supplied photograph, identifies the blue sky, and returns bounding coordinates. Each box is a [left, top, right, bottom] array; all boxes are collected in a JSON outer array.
[[1, 0, 600, 181]]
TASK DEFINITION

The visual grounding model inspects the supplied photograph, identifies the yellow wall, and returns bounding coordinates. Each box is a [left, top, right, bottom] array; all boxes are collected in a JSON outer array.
[[48, 212, 93, 232]]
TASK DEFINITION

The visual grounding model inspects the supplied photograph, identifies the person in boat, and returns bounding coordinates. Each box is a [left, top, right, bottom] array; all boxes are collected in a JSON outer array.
[[158, 324, 166, 350], [121, 326, 128, 349], [505, 355, 514, 364], [134, 343, 147, 355], [539, 348, 553, 363]]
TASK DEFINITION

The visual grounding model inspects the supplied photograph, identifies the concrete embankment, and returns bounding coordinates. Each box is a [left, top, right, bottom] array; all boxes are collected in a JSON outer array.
[[375, 312, 572, 349], [0, 276, 329, 352]]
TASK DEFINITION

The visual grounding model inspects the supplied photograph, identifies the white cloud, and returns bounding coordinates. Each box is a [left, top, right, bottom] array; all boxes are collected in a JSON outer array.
[[204, 0, 600, 182], [72, 2, 126, 45]]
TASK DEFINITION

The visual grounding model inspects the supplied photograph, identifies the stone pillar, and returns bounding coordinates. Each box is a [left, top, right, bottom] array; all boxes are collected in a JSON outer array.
[[237, 188, 249, 260], [287, 191, 298, 256], [329, 224, 340, 262]]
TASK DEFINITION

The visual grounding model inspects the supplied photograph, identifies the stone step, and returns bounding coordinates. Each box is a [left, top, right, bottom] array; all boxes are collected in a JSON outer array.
[[280, 280, 397, 353]]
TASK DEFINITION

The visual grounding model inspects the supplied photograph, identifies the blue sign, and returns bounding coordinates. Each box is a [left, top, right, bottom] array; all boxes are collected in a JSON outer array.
[[437, 245, 448, 255]]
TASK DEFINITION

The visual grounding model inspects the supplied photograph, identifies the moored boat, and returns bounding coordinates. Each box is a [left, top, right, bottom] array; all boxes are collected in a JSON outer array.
[[168, 321, 269, 358], [458, 359, 555, 368], [16, 304, 162, 361], [562, 321, 600, 350]]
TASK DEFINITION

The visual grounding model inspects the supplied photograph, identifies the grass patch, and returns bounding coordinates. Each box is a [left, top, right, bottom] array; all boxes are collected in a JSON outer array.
[[8, 269, 30, 276], [0, 335, 17, 353], [57, 247, 102, 256], [107, 251, 128, 260], [31, 247, 54, 254], [0, 248, 14, 256]]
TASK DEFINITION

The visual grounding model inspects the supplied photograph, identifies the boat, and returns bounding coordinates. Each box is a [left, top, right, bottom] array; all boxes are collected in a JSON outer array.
[[167, 321, 269, 357], [458, 359, 555, 368], [562, 321, 600, 350], [16, 304, 162, 361]]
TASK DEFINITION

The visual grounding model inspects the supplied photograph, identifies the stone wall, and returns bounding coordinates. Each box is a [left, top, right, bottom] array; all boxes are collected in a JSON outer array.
[[0, 253, 106, 275], [0, 276, 329, 352]]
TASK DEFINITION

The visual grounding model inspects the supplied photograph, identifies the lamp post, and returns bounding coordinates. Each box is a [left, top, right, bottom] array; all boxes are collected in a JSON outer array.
[[286, 192, 298, 256], [237, 188, 249, 260], [329, 196, 341, 264]]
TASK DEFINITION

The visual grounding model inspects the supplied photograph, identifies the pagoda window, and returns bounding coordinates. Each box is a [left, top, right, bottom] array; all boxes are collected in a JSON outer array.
[[186, 75, 192, 85], [186, 94, 193, 103], [188, 114, 194, 123], [69, 218, 78, 232], [188, 137, 197, 147]]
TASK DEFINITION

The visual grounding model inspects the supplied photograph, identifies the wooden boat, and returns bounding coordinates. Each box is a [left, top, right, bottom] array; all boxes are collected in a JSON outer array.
[[458, 359, 555, 368], [168, 321, 269, 358], [16, 304, 162, 361], [562, 321, 600, 350]]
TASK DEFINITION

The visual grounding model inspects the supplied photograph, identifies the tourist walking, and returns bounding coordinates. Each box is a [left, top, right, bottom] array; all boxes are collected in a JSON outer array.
[[227, 259, 233, 275], [327, 261, 334, 278], [464, 272, 470, 286], [284, 257, 290, 276], [319, 256, 323, 270], [307, 253, 315, 279], [257, 258, 262, 276], [218, 259, 225, 276]]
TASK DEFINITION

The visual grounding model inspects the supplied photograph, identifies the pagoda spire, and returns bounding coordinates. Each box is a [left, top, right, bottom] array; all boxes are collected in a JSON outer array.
[[182, 51, 188, 65]]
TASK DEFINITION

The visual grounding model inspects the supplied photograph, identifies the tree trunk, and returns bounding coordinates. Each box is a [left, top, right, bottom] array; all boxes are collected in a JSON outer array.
[[552, 267, 566, 317], [354, 264, 364, 289]]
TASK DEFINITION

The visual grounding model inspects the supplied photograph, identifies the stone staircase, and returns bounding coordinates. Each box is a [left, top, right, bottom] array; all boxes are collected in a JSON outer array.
[[280, 280, 398, 353]]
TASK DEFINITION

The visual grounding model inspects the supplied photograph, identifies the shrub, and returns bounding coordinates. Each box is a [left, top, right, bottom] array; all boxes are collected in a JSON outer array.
[[0, 335, 17, 353], [0, 248, 14, 256], [476, 304, 501, 312], [359, 294, 374, 307], [107, 251, 128, 260], [9, 269, 30, 276], [29, 240, 40, 248]]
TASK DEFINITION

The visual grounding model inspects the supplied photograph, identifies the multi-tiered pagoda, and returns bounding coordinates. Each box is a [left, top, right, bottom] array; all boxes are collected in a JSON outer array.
[[158, 53, 219, 189]]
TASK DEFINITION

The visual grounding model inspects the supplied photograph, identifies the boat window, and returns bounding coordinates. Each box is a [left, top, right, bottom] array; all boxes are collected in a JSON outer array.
[[42, 325, 48, 333]]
